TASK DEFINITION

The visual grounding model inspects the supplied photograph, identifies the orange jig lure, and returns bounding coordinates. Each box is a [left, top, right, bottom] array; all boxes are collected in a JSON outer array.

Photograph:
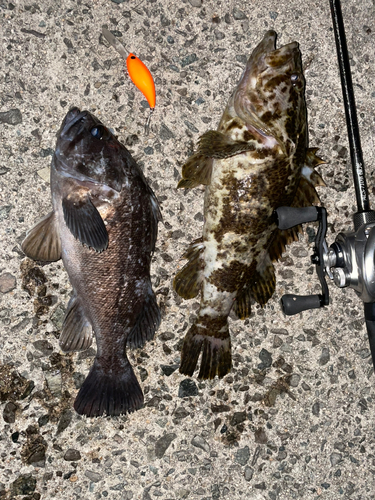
[[126, 54, 156, 110], [102, 27, 156, 134]]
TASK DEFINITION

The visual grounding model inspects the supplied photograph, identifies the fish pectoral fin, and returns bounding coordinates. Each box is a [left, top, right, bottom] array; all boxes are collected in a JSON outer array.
[[250, 259, 276, 307], [60, 294, 93, 352], [62, 195, 108, 252], [178, 155, 213, 189], [21, 211, 61, 262], [198, 130, 256, 159], [173, 238, 204, 299], [177, 130, 258, 189], [127, 284, 161, 349], [74, 357, 143, 417]]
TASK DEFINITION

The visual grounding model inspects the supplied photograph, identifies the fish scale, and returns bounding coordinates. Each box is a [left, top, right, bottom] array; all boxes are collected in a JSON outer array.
[[174, 30, 325, 380]]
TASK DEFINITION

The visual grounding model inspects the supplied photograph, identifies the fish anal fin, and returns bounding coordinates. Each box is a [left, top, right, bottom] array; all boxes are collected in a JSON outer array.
[[173, 238, 204, 299], [268, 225, 301, 262], [74, 357, 143, 417], [21, 211, 61, 262], [60, 294, 92, 352], [250, 260, 276, 307], [62, 195, 108, 252], [233, 285, 252, 320], [127, 284, 161, 349]]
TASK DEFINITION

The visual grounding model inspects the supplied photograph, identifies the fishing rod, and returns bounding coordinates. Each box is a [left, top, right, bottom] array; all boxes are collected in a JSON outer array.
[[274, 0, 375, 371]]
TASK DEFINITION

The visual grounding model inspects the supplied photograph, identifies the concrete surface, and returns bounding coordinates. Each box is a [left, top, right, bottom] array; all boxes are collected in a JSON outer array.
[[1, 0, 375, 499]]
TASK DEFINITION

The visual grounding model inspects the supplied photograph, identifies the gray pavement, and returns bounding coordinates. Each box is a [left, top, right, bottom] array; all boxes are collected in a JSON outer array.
[[1, 0, 375, 499]]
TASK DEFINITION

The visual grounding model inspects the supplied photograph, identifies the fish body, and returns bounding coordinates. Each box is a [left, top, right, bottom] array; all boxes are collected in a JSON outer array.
[[174, 31, 324, 379], [22, 108, 161, 416]]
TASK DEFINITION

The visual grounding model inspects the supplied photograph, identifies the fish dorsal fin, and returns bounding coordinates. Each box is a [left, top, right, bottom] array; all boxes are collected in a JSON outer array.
[[62, 195, 108, 252], [60, 294, 92, 352], [178, 130, 258, 189], [173, 238, 204, 299], [21, 211, 61, 262]]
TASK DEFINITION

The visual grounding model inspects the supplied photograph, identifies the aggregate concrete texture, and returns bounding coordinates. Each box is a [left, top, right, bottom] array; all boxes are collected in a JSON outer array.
[[1, 0, 375, 499]]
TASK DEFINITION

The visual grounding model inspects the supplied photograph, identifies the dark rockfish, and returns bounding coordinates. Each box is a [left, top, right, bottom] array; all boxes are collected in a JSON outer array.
[[174, 31, 324, 379], [22, 108, 161, 416]]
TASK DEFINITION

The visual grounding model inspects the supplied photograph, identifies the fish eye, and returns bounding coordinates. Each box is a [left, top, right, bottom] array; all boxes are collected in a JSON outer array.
[[91, 125, 111, 140], [291, 74, 300, 85]]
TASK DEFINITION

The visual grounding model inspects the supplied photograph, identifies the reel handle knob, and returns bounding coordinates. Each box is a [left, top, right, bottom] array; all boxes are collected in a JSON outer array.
[[275, 206, 319, 230], [281, 294, 324, 315]]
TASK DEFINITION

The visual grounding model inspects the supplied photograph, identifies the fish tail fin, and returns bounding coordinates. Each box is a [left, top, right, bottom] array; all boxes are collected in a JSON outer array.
[[74, 357, 143, 417], [127, 283, 161, 349], [179, 319, 231, 380]]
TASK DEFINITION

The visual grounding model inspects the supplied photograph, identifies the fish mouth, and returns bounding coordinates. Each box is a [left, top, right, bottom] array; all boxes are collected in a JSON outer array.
[[247, 30, 299, 73], [59, 107, 91, 140]]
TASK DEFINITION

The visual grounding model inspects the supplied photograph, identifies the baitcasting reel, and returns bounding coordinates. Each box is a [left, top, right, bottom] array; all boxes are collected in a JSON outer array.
[[274, 206, 375, 315], [273, 0, 375, 371]]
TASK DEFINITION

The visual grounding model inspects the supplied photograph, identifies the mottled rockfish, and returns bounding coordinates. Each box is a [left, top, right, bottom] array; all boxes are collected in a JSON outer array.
[[174, 31, 324, 379], [22, 108, 161, 416]]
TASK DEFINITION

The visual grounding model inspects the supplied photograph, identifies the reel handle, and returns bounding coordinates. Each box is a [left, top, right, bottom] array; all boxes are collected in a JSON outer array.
[[281, 294, 324, 316], [275, 206, 319, 230], [274, 206, 329, 315]]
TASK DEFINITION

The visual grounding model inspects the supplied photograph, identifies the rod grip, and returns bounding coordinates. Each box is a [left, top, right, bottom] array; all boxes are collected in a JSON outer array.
[[281, 294, 322, 315]]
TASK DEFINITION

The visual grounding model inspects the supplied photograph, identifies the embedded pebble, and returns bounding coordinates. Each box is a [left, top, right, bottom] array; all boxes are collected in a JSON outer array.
[[37, 167, 51, 182], [191, 435, 210, 453], [0, 273, 16, 293], [319, 347, 330, 365], [289, 373, 301, 387], [330, 452, 342, 466], [178, 379, 198, 397], [312, 401, 320, 416], [161, 364, 179, 376], [232, 7, 247, 20], [258, 348, 272, 369], [3, 401, 17, 423], [155, 433, 177, 458], [84, 471, 102, 483], [11, 474, 36, 495], [235, 446, 250, 465], [254, 427, 268, 444], [57, 409, 72, 434], [0, 108, 22, 125], [44, 371, 62, 397], [244, 466, 254, 481]]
